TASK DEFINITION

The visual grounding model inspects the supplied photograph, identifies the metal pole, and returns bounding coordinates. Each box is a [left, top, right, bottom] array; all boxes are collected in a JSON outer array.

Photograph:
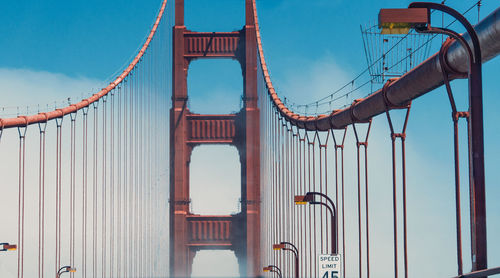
[[295, 252, 299, 278], [281, 242, 299, 278], [307, 192, 338, 254], [269, 265, 283, 278], [409, 2, 487, 273], [311, 201, 336, 254]]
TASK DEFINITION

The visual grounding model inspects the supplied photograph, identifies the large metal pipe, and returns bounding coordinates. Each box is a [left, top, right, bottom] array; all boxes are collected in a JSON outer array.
[[263, 7, 500, 131]]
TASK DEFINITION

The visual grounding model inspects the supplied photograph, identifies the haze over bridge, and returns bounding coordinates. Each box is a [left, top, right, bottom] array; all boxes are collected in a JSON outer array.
[[1, 0, 500, 277]]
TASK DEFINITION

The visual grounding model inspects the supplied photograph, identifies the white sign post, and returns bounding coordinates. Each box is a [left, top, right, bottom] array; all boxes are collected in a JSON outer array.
[[318, 254, 342, 278]]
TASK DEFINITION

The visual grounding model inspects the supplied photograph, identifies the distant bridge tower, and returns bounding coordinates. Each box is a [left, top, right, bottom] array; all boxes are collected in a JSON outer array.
[[169, 0, 260, 277]]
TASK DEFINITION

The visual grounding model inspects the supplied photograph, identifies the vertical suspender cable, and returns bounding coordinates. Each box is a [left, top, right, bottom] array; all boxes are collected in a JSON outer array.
[[140, 59, 144, 278], [117, 85, 122, 278], [321, 132, 330, 253], [138, 65, 142, 278], [92, 101, 98, 278], [55, 116, 63, 275], [102, 95, 108, 278], [311, 132, 317, 278], [352, 119, 372, 278], [110, 91, 115, 278], [317, 132, 324, 257], [306, 132, 313, 278], [299, 132, 305, 278], [55, 119, 59, 277], [287, 125, 291, 276], [17, 123, 27, 278], [147, 50, 152, 278], [439, 40, 466, 275], [130, 70, 135, 277], [401, 117, 409, 278], [139, 59, 145, 278], [144, 50, 148, 278], [130, 77, 134, 272], [70, 111, 77, 278], [129, 71, 134, 278], [324, 134, 329, 254], [292, 127, 298, 277], [272, 110, 276, 271], [355, 123, 363, 278], [148, 50, 153, 278], [278, 117, 283, 275], [123, 78, 129, 278], [275, 111, 280, 272], [383, 79, 411, 278], [297, 130, 303, 278], [38, 119, 47, 278], [391, 118, 399, 278], [82, 105, 89, 278], [332, 127, 347, 275], [136, 61, 141, 278], [134, 65, 139, 278], [135, 67, 139, 278], [364, 128, 370, 278]]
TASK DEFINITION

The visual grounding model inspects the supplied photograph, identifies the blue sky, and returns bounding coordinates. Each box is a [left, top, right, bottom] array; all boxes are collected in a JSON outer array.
[[1, 0, 499, 277]]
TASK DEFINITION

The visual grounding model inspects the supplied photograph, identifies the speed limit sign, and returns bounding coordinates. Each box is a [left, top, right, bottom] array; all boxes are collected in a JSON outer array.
[[318, 254, 342, 278]]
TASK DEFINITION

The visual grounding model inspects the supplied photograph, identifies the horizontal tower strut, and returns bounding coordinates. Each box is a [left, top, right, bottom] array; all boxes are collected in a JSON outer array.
[[184, 31, 243, 59], [186, 114, 238, 145], [256, 6, 500, 130], [186, 215, 238, 249]]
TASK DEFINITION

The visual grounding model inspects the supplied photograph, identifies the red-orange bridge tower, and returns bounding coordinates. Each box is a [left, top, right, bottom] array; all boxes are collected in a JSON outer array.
[[169, 0, 260, 277]]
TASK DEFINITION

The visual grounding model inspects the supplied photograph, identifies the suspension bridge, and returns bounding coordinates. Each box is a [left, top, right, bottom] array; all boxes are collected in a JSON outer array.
[[1, 0, 500, 277]]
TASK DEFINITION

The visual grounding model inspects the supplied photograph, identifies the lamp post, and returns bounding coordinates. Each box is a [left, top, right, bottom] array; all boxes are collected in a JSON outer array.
[[263, 265, 282, 278], [294, 192, 337, 254], [0, 243, 17, 252], [273, 242, 299, 278], [56, 266, 76, 278], [379, 2, 486, 275]]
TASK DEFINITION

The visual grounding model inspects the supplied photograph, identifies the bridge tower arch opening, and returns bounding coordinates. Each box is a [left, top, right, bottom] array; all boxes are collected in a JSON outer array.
[[191, 250, 240, 277], [187, 59, 243, 115], [169, 0, 260, 277], [189, 145, 241, 215], [185, 0, 244, 32]]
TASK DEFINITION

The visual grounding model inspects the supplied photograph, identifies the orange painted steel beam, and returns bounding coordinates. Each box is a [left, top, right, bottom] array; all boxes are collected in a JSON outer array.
[[186, 114, 238, 144], [185, 243, 233, 250], [187, 215, 234, 244], [184, 31, 242, 59], [0, 0, 168, 129]]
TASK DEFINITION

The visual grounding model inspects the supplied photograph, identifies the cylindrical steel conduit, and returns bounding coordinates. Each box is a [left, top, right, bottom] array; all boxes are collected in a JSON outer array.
[[253, 3, 500, 131]]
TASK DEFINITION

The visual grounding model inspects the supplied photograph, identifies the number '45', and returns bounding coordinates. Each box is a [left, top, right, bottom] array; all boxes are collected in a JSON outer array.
[[322, 271, 339, 278]]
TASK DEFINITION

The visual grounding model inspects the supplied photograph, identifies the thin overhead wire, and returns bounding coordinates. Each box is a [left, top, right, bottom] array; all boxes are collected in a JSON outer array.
[[284, 0, 483, 117]]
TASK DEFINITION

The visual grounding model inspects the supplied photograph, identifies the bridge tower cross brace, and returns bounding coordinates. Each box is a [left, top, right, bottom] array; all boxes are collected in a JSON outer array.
[[169, 0, 260, 277]]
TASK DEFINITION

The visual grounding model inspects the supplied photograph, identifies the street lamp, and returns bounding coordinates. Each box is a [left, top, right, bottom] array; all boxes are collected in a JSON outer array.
[[56, 266, 76, 277], [0, 242, 17, 251], [378, 8, 429, 34], [295, 192, 337, 254], [272, 242, 299, 278], [263, 265, 282, 278], [379, 2, 486, 275]]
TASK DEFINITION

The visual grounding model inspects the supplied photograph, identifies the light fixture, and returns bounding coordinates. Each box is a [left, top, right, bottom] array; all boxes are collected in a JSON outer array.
[[0, 243, 17, 251], [378, 8, 429, 34]]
